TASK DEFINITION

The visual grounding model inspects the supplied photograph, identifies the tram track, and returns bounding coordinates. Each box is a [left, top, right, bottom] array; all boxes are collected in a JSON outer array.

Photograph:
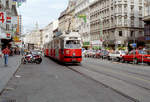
[[84, 60, 150, 81], [65, 65, 140, 102], [81, 64, 150, 92]]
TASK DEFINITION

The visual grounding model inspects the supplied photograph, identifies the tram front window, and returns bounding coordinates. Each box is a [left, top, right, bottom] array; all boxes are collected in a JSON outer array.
[[65, 40, 81, 49]]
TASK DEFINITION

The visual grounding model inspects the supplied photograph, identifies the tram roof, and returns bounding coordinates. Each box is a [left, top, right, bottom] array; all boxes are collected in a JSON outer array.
[[60, 31, 81, 38]]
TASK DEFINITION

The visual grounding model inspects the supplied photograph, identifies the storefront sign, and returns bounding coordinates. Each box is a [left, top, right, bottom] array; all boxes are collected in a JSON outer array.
[[0, 11, 6, 24], [13, 36, 21, 42], [6, 17, 11, 23], [83, 42, 90, 46], [0, 12, 5, 23]]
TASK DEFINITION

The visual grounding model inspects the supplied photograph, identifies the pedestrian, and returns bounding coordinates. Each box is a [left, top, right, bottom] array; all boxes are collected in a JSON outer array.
[[20, 48, 24, 56], [2, 46, 10, 67]]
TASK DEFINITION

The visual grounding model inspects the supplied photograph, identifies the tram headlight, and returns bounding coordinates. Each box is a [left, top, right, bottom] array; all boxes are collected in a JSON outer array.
[[73, 53, 76, 56], [66, 50, 70, 54]]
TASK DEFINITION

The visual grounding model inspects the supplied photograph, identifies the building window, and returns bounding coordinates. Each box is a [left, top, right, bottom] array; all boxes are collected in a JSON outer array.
[[6, 0, 9, 9], [139, 31, 143, 36], [130, 31, 134, 37], [119, 31, 122, 36], [6, 24, 9, 31], [131, 5, 134, 12]]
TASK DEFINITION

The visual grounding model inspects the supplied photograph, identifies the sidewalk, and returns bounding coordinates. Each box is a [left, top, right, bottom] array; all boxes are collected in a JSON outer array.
[[0, 55, 22, 93]]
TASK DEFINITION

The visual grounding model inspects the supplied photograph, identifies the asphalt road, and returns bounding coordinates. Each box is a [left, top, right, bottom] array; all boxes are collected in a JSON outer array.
[[0, 57, 134, 102], [69, 58, 150, 102]]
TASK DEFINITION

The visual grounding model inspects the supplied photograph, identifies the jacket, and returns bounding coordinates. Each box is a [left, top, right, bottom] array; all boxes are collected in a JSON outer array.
[[2, 48, 10, 55]]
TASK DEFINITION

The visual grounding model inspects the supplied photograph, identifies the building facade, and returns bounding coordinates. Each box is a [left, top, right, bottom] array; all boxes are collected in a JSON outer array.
[[143, 0, 150, 47], [90, 0, 144, 49], [0, 0, 18, 50], [58, 0, 76, 33], [75, 0, 91, 49], [42, 20, 58, 46]]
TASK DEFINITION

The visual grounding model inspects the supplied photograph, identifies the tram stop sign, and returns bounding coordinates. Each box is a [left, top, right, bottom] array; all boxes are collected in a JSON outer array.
[[132, 43, 136, 48]]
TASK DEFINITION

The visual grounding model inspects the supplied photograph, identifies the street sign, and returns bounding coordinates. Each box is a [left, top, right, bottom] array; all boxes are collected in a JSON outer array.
[[145, 37, 150, 40], [132, 43, 136, 48]]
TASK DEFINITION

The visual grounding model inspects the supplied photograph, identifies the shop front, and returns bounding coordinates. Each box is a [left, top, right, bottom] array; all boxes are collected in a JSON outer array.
[[0, 31, 12, 50], [91, 40, 102, 50], [82, 42, 90, 50]]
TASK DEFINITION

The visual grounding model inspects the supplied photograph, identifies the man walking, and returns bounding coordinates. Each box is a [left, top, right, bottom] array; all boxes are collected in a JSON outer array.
[[2, 46, 10, 67]]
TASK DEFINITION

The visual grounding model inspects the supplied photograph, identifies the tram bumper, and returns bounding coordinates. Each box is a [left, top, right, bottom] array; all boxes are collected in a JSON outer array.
[[63, 56, 82, 63]]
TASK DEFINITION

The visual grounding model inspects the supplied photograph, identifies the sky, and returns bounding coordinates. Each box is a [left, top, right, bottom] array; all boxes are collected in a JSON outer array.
[[17, 0, 68, 33]]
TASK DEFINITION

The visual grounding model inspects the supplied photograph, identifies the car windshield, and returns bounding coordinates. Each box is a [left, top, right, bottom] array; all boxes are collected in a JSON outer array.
[[32, 51, 41, 55], [65, 40, 81, 49], [138, 50, 148, 55]]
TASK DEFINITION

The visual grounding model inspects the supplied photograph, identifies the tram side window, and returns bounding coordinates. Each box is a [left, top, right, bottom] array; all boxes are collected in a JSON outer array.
[[60, 39, 64, 49]]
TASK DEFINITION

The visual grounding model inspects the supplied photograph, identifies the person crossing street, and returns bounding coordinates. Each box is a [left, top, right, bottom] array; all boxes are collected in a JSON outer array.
[[2, 46, 10, 67]]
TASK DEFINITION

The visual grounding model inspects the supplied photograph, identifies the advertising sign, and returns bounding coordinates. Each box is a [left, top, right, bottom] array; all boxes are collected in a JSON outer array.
[[6, 17, 11, 24], [13, 36, 21, 42], [0, 11, 7, 24]]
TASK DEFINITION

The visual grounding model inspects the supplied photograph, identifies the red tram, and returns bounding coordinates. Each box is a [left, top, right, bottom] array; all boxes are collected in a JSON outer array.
[[44, 31, 82, 63]]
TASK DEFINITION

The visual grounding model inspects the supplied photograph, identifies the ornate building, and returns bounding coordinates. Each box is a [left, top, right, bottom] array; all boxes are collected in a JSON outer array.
[[0, 0, 18, 49], [143, 0, 150, 47], [58, 0, 76, 33], [90, 0, 144, 49], [75, 0, 91, 49]]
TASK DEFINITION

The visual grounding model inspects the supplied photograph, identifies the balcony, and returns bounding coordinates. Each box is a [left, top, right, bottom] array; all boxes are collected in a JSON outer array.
[[143, 15, 150, 22], [139, 13, 142, 17], [130, 12, 134, 16]]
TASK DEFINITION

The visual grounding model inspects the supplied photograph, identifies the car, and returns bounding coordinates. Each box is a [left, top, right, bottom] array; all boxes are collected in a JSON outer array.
[[31, 50, 42, 56], [108, 50, 126, 61], [91, 50, 97, 58], [85, 50, 92, 57], [95, 50, 101, 58], [122, 50, 150, 65], [82, 50, 87, 57], [100, 50, 109, 59]]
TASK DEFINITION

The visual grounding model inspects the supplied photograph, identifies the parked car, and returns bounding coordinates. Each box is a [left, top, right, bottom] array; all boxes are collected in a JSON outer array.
[[122, 50, 150, 65], [85, 50, 92, 57], [84, 50, 97, 58], [31, 50, 42, 56], [108, 50, 126, 61], [82, 50, 87, 57], [95, 50, 101, 58], [91, 50, 97, 58], [100, 50, 109, 59]]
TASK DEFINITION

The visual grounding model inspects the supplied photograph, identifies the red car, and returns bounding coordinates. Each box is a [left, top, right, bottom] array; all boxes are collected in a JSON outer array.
[[122, 50, 150, 65]]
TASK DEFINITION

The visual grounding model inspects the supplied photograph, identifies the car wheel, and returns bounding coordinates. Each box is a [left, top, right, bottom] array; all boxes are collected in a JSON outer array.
[[117, 57, 120, 62], [133, 58, 138, 64], [121, 58, 125, 63], [147, 62, 150, 65]]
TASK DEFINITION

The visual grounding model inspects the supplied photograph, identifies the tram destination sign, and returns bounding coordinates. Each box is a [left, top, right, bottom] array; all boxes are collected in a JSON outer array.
[[69, 37, 78, 40]]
